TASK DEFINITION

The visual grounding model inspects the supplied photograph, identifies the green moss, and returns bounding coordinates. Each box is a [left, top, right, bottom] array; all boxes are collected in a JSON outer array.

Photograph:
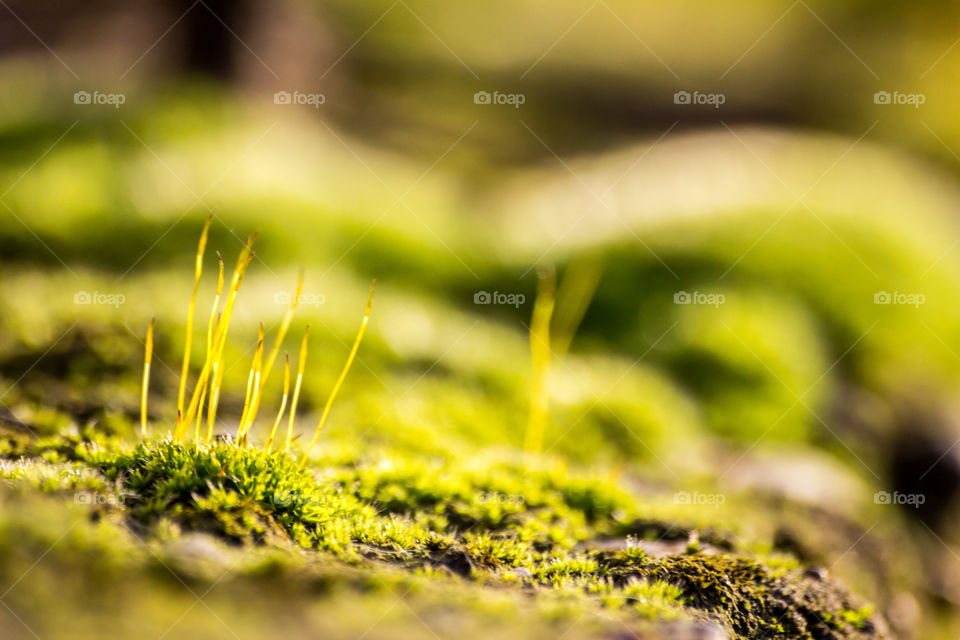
[[599, 552, 882, 639], [840, 607, 875, 631], [88, 440, 373, 549], [63, 440, 888, 639]]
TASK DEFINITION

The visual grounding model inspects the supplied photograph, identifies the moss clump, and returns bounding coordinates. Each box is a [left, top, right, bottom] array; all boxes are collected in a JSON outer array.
[[599, 552, 884, 639], [89, 439, 373, 548]]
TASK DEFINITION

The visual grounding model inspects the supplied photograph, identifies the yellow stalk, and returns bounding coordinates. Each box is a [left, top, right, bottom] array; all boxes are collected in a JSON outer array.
[[239, 368, 256, 434], [524, 268, 556, 457], [180, 351, 212, 440], [300, 281, 375, 467], [550, 255, 603, 360], [205, 235, 258, 438], [284, 325, 310, 452], [189, 311, 222, 442], [177, 215, 212, 422], [194, 373, 208, 442], [205, 366, 222, 440], [238, 323, 265, 444], [140, 317, 155, 436], [195, 257, 224, 441], [181, 238, 253, 440], [239, 324, 264, 421], [245, 372, 263, 442], [246, 269, 304, 428], [265, 353, 291, 453]]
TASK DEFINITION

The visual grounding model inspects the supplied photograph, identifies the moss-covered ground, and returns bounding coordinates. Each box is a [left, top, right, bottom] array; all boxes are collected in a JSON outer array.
[[0, 413, 892, 640]]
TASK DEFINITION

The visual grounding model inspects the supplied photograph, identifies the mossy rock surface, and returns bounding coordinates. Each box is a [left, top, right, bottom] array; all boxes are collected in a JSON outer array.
[[0, 432, 884, 640]]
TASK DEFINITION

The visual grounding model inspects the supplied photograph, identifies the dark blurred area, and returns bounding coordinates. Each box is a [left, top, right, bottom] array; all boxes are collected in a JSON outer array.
[[4, 0, 960, 165]]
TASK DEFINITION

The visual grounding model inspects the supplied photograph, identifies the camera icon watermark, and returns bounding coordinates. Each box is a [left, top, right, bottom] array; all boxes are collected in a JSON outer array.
[[674, 290, 725, 308], [74, 90, 126, 109], [874, 491, 925, 508], [673, 90, 725, 108], [873, 291, 924, 308], [274, 90, 326, 108], [473, 90, 525, 108], [475, 492, 525, 506], [274, 291, 325, 307], [474, 290, 525, 308], [873, 91, 925, 108], [674, 491, 725, 507], [74, 290, 125, 308], [74, 491, 125, 506]]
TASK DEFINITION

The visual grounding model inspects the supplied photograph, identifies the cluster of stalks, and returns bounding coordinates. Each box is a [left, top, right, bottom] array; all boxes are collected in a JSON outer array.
[[140, 216, 374, 465]]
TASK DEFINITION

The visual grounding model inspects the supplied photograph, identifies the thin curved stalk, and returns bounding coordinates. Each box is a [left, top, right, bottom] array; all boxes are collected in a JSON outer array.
[[300, 280, 375, 467], [284, 325, 310, 452], [204, 234, 258, 439], [265, 353, 290, 453], [140, 317, 155, 436], [247, 270, 304, 429], [237, 324, 265, 444], [524, 268, 556, 457], [177, 215, 212, 426]]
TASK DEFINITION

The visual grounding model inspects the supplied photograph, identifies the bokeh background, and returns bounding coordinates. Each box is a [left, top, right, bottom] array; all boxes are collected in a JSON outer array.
[[3, 1, 960, 637]]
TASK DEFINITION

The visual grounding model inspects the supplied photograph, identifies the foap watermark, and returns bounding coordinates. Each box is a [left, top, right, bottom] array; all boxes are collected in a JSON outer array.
[[74, 90, 126, 109], [274, 90, 326, 108], [674, 491, 725, 507], [674, 291, 725, 308], [674, 90, 725, 108], [473, 90, 525, 108], [874, 491, 925, 508], [873, 91, 925, 108], [74, 290, 125, 308], [874, 291, 924, 308], [475, 492, 525, 506], [474, 290, 526, 308], [74, 491, 125, 506], [275, 291, 325, 307]]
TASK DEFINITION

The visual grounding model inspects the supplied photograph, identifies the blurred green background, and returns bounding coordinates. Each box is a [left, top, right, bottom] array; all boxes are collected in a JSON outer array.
[[3, 0, 960, 637]]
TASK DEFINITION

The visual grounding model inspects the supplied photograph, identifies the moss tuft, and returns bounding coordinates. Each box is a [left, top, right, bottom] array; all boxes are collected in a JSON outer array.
[[599, 552, 883, 639]]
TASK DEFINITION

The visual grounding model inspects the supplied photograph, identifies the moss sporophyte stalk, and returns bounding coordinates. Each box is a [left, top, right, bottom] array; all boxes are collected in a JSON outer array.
[[138, 216, 375, 461]]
